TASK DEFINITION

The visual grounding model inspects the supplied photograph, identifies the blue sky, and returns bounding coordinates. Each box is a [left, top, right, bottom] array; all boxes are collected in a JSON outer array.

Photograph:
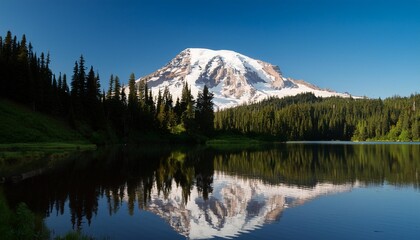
[[1, 0, 419, 98]]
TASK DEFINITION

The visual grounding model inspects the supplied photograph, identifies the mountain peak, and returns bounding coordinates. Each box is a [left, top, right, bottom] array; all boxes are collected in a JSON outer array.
[[137, 48, 352, 109]]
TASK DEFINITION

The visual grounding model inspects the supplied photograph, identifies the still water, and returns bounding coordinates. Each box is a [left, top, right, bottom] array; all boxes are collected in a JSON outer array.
[[2, 143, 420, 239]]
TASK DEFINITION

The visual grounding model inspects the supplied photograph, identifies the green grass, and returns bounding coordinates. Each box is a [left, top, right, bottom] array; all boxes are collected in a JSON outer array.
[[0, 99, 88, 144]]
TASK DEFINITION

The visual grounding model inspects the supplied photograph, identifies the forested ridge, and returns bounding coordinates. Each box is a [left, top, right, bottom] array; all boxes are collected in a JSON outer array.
[[215, 93, 420, 141], [0, 31, 214, 144]]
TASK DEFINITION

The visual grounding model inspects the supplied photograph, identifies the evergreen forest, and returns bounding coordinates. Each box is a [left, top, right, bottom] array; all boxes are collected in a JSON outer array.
[[1, 31, 419, 143], [215, 93, 419, 141], [0, 31, 214, 144]]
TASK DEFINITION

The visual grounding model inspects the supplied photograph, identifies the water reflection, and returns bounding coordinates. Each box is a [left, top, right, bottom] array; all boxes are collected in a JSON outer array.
[[2, 143, 419, 239], [141, 172, 357, 239]]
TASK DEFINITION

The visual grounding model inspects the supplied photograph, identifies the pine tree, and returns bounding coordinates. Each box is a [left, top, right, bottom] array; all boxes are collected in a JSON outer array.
[[163, 86, 173, 110], [148, 89, 154, 113], [3, 31, 12, 58], [70, 61, 79, 97], [78, 55, 86, 98], [107, 74, 114, 99], [180, 82, 193, 113], [125, 73, 141, 132], [57, 73, 63, 91], [46, 52, 51, 69], [52, 74, 57, 90], [62, 74, 69, 93], [128, 73, 138, 107], [156, 89, 162, 116], [120, 84, 127, 105], [179, 82, 195, 130], [17, 34, 28, 62], [101, 90, 106, 103], [144, 82, 149, 107], [163, 86, 174, 129], [156, 89, 165, 129], [95, 72, 101, 97], [174, 97, 181, 123], [86, 66, 100, 101], [195, 85, 214, 135], [182, 100, 195, 132], [114, 75, 121, 101]]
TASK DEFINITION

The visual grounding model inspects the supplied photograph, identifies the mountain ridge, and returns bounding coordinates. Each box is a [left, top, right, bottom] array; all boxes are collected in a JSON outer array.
[[135, 48, 352, 109]]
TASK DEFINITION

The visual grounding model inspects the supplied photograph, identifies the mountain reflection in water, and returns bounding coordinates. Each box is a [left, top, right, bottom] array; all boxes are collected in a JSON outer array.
[[2, 143, 419, 239], [132, 172, 357, 239]]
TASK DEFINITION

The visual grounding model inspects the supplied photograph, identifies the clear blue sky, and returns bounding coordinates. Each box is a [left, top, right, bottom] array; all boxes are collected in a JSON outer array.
[[1, 0, 419, 98]]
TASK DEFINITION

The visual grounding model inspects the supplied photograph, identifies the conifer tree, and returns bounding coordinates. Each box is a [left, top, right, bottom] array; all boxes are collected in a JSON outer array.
[[17, 34, 28, 62], [179, 83, 195, 131], [107, 74, 114, 99], [78, 55, 86, 97], [137, 80, 145, 107], [95, 72, 101, 97], [163, 86, 174, 128], [70, 61, 79, 97], [52, 74, 57, 90], [3, 31, 12, 58], [174, 97, 181, 124], [86, 66, 100, 101], [114, 76, 121, 101], [62, 74, 69, 93], [128, 73, 138, 107], [156, 89, 162, 116], [120, 84, 127, 106], [195, 85, 214, 135], [57, 72, 62, 91]]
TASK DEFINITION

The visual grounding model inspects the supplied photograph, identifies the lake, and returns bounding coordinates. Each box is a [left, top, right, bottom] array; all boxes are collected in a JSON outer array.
[[1, 142, 420, 239]]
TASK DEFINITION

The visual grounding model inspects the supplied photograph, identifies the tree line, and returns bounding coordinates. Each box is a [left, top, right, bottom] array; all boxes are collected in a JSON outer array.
[[1, 31, 418, 143], [214, 92, 420, 141], [0, 31, 214, 143]]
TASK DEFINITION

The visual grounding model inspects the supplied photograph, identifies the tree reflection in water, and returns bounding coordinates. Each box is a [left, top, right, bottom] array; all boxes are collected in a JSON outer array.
[[2, 143, 419, 237]]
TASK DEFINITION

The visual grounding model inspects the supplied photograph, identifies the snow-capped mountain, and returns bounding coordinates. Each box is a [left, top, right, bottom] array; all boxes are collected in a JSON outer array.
[[135, 172, 359, 239], [136, 48, 352, 109]]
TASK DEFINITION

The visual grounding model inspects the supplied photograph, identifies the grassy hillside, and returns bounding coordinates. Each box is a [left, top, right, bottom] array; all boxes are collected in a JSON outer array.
[[0, 99, 88, 144]]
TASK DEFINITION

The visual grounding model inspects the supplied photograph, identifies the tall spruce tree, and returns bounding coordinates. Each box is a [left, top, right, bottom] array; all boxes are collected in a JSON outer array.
[[70, 61, 79, 97], [62, 73, 69, 93], [195, 85, 214, 135], [114, 75, 121, 101], [107, 74, 114, 99], [57, 72, 62, 91], [78, 55, 86, 98], [127, 73, 139, 131], [128, 73, 137, 107], [86, 66, 100, 102]]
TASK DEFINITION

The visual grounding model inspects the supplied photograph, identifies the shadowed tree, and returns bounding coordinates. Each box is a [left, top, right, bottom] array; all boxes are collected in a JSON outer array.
[[195, 85, 214, 136]]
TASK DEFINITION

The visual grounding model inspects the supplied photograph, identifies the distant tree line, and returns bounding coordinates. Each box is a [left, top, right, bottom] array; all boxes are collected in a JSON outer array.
[[0, 31, 214, 143], [215, 93, 420, 141]]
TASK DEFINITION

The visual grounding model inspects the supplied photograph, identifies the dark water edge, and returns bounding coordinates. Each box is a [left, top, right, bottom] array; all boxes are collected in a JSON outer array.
[[1, 142, 419, 239]]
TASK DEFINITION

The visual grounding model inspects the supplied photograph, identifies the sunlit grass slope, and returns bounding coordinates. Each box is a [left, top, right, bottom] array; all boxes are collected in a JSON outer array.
[[0, 99, 87, 144]]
